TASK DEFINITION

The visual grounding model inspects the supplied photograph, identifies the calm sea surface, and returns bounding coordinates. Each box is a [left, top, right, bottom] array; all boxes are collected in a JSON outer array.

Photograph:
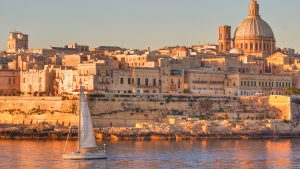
[[0, 139, 299, 169]]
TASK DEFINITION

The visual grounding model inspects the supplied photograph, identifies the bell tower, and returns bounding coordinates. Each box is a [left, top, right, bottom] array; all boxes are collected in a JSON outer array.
[[218, 25, 231, 53]]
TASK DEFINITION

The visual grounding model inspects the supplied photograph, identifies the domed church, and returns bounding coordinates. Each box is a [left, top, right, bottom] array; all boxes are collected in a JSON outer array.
[[218, 0, 276, 57]]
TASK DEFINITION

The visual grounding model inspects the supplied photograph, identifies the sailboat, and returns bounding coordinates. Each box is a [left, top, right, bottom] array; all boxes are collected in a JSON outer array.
[[63, 86, 107, 160]]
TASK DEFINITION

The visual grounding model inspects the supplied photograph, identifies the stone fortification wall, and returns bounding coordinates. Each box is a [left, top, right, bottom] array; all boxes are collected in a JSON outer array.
[[268, 96, 291, 120], [0, 96, 78, 126], [88, 94, 278, 127], [290, 96, 300, 121], [0, 94, 291, 128]]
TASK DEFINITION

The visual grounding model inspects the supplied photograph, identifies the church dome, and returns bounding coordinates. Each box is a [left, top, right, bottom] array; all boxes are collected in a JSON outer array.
[[229, 48, 244, 55], [235, 17, 274, 39], [233, 0, 276, 56], [234, 0, 274, 39]]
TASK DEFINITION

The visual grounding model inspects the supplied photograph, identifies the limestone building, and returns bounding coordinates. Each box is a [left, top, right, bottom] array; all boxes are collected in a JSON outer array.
[[62, 54, 88, 68], [225, 73, 292, 97], [77, 60, 114, 92], [112, 67, 160, 94], [0, 70, 20, 96], [20, 65, 55, 96], [6, 32, 28, 54], [114, 54, 158, 68], [184, 68, 225, 96], [56, 68, 79, 94]]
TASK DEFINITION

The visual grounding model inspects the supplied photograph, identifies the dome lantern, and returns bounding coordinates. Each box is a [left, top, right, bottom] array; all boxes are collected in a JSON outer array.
[[249, 0, 259, 17]]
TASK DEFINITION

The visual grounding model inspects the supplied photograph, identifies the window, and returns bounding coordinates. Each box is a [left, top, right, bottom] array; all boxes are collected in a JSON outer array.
[[8, 78, 11, 84], [128, 78, 131, 84], [137, 78, 141, 86], [153, 79, 157, 86], [39, 77, 42, 83], [120, 78, 124, 84], [145, 78, 149, 86]]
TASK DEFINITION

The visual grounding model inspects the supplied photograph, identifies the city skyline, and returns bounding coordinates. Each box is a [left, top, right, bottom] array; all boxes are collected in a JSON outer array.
[[1, 0, 300, 51]]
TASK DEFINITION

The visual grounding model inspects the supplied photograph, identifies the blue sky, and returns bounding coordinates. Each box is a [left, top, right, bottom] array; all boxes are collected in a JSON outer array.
[[0, 0, 299, 51]]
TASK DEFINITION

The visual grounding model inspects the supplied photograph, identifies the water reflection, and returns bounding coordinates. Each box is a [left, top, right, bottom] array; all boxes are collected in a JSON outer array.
[[0, 139, 299, 169], [266, 140, 291, 169]]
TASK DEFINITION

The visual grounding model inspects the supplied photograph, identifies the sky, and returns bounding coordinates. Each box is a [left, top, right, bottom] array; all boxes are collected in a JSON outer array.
[[0, 0, 300, 51]]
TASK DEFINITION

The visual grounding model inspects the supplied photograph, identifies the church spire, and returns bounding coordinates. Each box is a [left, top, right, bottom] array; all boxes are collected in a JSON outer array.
[[249, 0, 260, 17]]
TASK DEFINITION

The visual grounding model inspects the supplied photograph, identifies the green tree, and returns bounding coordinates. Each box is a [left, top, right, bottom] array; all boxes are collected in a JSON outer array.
[[183, 88, 191, 94], [283, 87, 300, 95]]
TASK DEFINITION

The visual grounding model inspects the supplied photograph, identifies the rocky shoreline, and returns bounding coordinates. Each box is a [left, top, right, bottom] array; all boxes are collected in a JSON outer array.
[[0, 123, 77, 139], [99, 120, 300, 140], [1, 120, 300, 140]]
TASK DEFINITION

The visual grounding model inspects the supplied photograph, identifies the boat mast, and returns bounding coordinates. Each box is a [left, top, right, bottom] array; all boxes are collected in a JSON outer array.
[[78, 87, 82, 152]]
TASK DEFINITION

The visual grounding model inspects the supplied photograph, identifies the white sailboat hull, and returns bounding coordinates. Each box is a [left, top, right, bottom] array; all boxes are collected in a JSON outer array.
[[63, 152, 107, 160]]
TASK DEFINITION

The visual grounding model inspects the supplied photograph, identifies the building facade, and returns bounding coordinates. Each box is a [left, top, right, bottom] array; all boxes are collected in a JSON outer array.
[[0, 70, 20, 96], [7, 32, 28, 54], [225, 73, 292, 97], [20, 66, 55, 95], [185, 68, 225, 96], [112, 68, 160, 94]]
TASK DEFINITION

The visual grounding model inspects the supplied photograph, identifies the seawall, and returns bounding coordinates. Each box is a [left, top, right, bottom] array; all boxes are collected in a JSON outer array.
[[0, 96, 78, 127], [0, 94, 298, 128]]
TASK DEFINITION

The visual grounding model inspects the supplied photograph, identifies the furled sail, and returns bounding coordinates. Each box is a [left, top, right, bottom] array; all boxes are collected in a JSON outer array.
[[79, 86, 97, 149]]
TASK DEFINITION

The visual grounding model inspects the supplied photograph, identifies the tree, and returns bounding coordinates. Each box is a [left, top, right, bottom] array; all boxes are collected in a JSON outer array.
[[183, 88, 191, 94], [283, 87, 300, 95]]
